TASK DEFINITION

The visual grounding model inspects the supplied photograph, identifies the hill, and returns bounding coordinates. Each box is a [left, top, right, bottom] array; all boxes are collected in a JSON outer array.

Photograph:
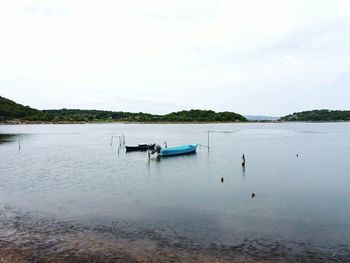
[[43, 109, 246, 123], [0, 96, 247, 123], [160, 110, 246, 122], [0, 96, 52, 121], [280, 110, 350, 122], [43, 109, 158, 123]]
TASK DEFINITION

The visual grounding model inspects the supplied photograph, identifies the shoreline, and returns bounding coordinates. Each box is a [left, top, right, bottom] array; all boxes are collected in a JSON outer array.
[[1, 208, 348, 263], [0, 120, 252, 125], [2, 120, 350, 125]]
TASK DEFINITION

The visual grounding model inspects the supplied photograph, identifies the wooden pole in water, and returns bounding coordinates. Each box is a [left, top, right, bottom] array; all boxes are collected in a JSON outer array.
[[18, 135, 21, 151], [242, 154, 245, 167], [207, 131, 210, 151]]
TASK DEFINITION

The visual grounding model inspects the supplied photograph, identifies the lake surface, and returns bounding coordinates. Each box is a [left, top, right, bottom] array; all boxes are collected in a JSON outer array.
[[1, 123, 350, 261]]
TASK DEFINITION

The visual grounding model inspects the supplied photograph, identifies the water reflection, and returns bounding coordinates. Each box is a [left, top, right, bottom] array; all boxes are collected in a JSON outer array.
[[241, 165, 246, 176], [0, 134, 16, 145], [1, 207, 348, 262], [0, 123, 350, 259]]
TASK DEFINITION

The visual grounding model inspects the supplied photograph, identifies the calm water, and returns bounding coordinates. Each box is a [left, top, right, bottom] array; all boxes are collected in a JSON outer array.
[[1, 123, 350, 259]]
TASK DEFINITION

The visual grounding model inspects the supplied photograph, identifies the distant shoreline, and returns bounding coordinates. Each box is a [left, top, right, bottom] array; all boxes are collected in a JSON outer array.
[[0, 120, 250, 125], [1, 120, 350, 125], [2, 96, 350, 124]]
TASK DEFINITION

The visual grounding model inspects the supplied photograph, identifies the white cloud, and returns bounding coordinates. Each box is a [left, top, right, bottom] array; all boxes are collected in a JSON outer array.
[[0, 0, 350, 115]]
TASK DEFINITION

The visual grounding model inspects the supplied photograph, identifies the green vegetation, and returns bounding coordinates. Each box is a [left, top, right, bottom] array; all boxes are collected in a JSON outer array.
[[4, 95, 350, 123], [0, 96, 247, 123], [160, 110, 246, 122], [43, 109, 246, 122], [42, 109, 157, 123], [0, 96, 39, 120], [0, 96, 52, 122], [280, 110, 350, 122]]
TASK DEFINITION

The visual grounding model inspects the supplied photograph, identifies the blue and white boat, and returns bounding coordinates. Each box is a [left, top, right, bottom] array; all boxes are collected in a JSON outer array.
[[159, 144, 198, 157]]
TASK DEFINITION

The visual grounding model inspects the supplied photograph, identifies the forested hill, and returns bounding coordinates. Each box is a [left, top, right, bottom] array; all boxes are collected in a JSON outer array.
[[167, 110, 246, 122], [44, 109, 247, 122], [0, 96, 247, 123], [280, 110, 350, 122], [0, 96, 49, 121]]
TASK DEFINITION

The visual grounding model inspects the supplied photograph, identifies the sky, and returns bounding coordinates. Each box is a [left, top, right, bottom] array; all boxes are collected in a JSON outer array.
[[0, 0, 350, 116]]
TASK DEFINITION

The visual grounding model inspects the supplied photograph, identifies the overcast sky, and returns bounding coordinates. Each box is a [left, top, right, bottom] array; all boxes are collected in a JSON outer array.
[[1, 0, 350, 116]]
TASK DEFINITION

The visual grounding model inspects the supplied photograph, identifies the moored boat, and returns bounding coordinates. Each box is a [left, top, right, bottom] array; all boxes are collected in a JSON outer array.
[[126, 144, 155, 152], [159, 144, 198, 156]]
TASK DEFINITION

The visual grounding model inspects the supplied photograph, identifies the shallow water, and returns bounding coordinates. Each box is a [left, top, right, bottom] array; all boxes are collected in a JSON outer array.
[[0, 123, 350, 260]]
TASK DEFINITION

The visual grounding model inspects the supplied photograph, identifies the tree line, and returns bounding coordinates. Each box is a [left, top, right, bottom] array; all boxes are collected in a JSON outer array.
[[0, 96, 247, 123], [280, 109, 350, 122]]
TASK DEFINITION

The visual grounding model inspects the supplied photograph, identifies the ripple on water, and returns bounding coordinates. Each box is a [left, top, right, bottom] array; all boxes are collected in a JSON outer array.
[[1, 123, 350, 261]]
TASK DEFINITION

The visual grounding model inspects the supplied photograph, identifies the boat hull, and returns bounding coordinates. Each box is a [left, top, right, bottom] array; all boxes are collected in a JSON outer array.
[[126, 144, 155, 152], [159, 144, 198, 156]]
